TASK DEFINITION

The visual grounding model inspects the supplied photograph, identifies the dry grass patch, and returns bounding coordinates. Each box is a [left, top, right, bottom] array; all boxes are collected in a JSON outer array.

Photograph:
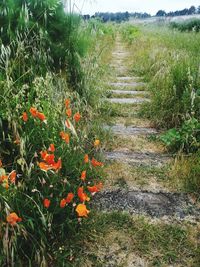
[[110, 116, 154, 127], [108, 134, 165, 153], [69, 213, 200, 267], [104, 161, 172, 192]]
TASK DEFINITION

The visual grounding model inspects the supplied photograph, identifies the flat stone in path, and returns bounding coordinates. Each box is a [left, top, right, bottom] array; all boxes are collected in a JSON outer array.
[[105, 124, 158, 136], [107, 98, 150, 104], [117, 76, 141, 81], [105, 151, 170, 167], [108, 82, 146, 87], [94, 189, 200, 219], [109, 90, 149, 96]]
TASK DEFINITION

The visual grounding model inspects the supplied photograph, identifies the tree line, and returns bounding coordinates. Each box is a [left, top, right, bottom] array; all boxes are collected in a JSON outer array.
[[83, 5, 200, 22], [156, 5, 200, 17], [83, 12, 151, 22]]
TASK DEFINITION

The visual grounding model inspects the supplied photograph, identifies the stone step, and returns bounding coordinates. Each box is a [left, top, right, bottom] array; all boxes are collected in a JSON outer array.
[[105, 151, 170, 167], [104, 124, 158, 136], [107, 98, 150, 104], [93, 189, 200, 219], [109, 90, 149, 96], [108, 82, 146, 87], [116, 76, 141, 81], [112, 52, 130, 56]]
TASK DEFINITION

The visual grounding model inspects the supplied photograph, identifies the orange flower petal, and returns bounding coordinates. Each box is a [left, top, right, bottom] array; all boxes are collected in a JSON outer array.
[[78, 187, 90, 202], [9, 171, 16, 184], [48, 144, 55, 153], [65, 99, 70, 108], [81, 170, 86, 181], [74, 112, 81, 123], [30, 107, 38, 117], [76, 204, 90, 217], [84, 154, 89, 163], [66, 108, 72, 118], [60, 199, 67, 208], [7, 212, 22, 226], [37, 112, 46, 121], [38, 162, 51, 171], [22, 112, 28, 122], [94, 139, 100, 147], [91, 158, 104, 167], [65, 193, 74, 204], [43, 198, 50, 208], [87, 183, 103, 193]]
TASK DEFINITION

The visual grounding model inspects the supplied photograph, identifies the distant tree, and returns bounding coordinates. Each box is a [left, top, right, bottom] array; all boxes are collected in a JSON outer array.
[[180, 8, 189, 16], [188, 6, 196, 15], [198, 6, 200, 14], [156, 10, 166, 17]]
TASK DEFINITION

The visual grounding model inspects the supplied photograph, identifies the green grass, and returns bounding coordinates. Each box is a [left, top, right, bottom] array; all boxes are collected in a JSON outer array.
[[55, 212, 200, 266], [0, 1, 117, 265], [128, 25, 200, 130]]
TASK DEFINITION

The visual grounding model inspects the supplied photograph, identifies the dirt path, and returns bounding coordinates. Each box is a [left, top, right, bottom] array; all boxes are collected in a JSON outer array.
[[84, 38, 200, 267], [95, 39, 200, 220]]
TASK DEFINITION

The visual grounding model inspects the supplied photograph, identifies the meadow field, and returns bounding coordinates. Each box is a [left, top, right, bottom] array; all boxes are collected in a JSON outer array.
[[0, 1, 200, 266]]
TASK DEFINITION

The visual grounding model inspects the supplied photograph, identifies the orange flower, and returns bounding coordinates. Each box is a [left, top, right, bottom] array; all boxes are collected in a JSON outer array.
[[44, 154, 55, 165], [43, 198, 50, 208], [37, 112, 46, 121], [91, 158, 104, 167], [81, 170, 86, 181], [52, 158, 62, 171], [94, 139, 100, 147], [76, 204, 90, 217], [74, 112, 81, 123], [39, 154, 62, 172], [60, 199, 67, 208], [65, 193, 74, 204], [66, 108, 72, 118], [48, 144, 55, 153], [22, 112, 28, 122], [40, 150, 48, 160], [84, 154, 89, 163], [65, 119, 71, 129], [60, 131, 70, 144], [7, 212, 22, 226], [0, 159, 2, 167], [87, 183, 103, 193], [30, 107, 38, 117], [65, 99, 70, 108], [9, 171, 16, 184], [78, 187, 90, 202], [38, 162, 52, 171], [0, 175, 8, 183]]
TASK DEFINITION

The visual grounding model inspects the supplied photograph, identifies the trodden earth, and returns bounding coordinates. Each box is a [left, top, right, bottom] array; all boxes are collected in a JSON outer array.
[[80, 38, 200, 267]]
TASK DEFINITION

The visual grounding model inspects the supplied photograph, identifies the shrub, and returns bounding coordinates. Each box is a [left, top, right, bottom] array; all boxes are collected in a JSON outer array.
[[160, 117, 200, 152], [172, 151, 200, 193], [170, 19, 200, 32], [0, 85, 104, 265]]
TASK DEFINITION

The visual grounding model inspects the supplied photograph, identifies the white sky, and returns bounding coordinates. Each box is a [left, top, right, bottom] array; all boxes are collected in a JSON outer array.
[[74, 0, 200, 15]]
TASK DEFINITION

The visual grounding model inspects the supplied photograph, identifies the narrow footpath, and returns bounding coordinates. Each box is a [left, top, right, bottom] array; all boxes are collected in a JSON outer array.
[[95, 38, 200, 219], [90, 38, 200, 267]]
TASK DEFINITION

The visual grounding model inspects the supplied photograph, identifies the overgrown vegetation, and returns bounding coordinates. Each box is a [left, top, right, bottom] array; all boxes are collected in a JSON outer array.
[[65, 212, 200, 266], [125, 24, 200, 192], [0, 0, 116, 265], [171, 19, 200, 32]]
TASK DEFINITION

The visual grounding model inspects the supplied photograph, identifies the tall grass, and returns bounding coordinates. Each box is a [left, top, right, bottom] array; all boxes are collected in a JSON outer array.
[[128, 26, 200, 130], [126, 24, 200, 192], [0, 1, 116, 265]]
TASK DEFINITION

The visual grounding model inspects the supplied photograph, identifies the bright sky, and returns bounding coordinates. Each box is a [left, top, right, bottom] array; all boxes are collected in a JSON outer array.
[[75, 0, 200, 15]]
